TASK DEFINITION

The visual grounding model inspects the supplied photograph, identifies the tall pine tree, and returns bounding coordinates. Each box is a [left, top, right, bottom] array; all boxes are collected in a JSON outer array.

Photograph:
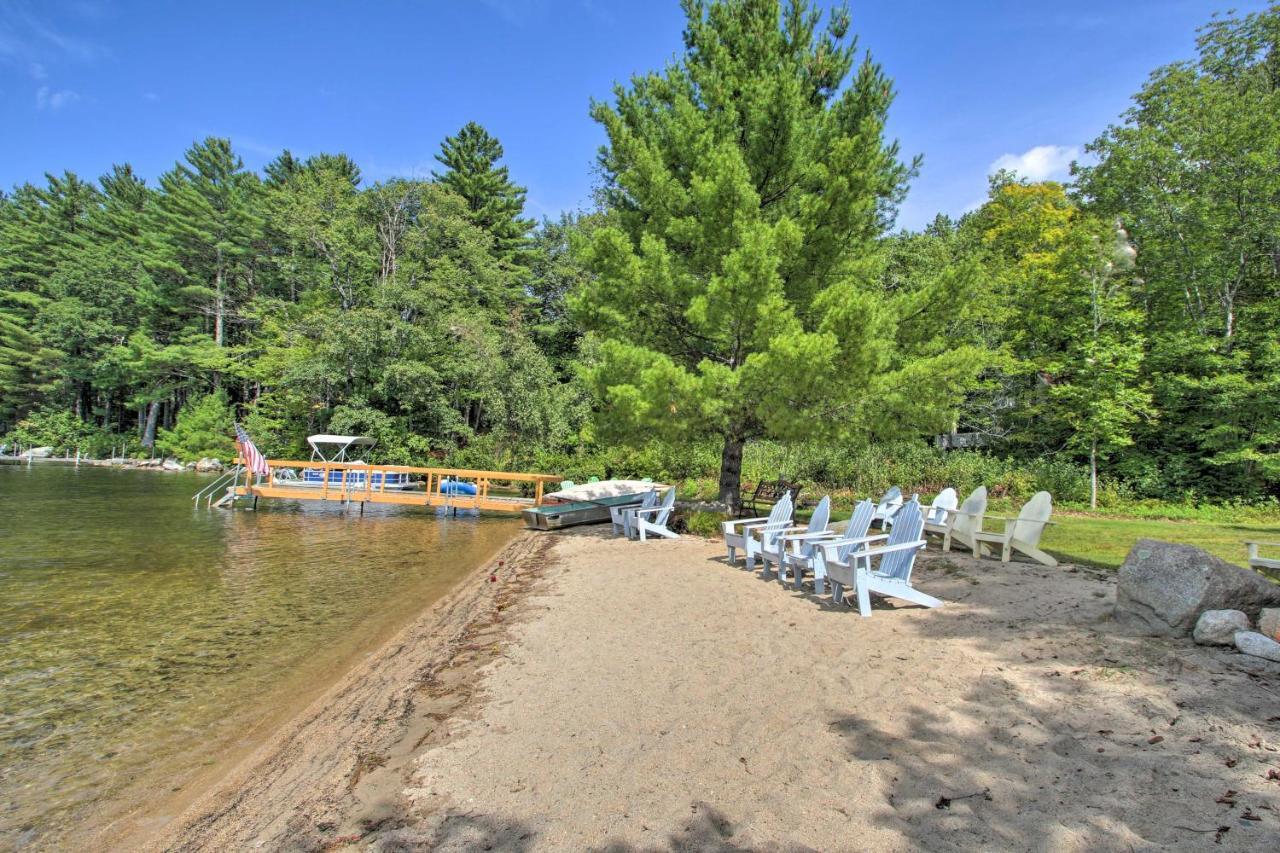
[[433, 122, 532, 260], [574, 0, 988, 509]]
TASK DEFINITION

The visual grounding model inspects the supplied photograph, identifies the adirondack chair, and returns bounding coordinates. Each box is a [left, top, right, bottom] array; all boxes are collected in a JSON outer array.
[[721, 491, 793, 568], [870, 486, 903, 528], [884, 494, 921, 529], [922, 488, 958, 527], [760, 496, 831, 582], [1245, 541, 1280, 580], [816, 500, 937, 616], [971, 491, 1056, 566], [931, 486, 987, 554], [630, 487, 679, 541], [611, 488, 657, 537], [779, 498, 875, 593]]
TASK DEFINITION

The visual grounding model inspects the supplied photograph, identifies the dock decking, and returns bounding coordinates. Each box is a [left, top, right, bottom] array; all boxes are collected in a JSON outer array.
[[230, 459, 561, 513]]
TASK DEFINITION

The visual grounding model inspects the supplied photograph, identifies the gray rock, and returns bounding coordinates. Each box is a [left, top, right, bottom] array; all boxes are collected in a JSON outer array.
[[161, 458, 183, 471], [194, 457, 224, 473], [1115, 539, 1280, 637], [20, 446, 52, 458], [1259, 608, 1280, 642], [1193, 609, 1250, 645], [1235, 630, 1280, 662]]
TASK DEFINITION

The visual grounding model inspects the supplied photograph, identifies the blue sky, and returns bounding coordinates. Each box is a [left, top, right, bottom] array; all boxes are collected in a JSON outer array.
[[1, 0, 1270, 231]]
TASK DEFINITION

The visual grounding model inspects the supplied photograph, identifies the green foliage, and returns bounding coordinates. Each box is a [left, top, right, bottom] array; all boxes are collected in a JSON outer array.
[[1075, 6, 1280, 497], [155, 392, 236, 461], [3, 407, 96, 454], [433, 122, 533, 260], [575, 0, 990, 508]]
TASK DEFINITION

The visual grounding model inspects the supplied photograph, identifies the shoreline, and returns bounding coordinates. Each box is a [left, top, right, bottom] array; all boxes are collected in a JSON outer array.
[[111, 526, 1280, 850], [114, 529, 554, 852]]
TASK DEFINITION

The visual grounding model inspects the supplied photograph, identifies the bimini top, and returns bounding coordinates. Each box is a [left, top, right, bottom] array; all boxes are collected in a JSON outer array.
[[307, 434, 377, 463]]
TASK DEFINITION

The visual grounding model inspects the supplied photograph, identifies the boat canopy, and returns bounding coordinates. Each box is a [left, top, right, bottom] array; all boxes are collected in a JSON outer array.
[[306, 434, 377, 463]]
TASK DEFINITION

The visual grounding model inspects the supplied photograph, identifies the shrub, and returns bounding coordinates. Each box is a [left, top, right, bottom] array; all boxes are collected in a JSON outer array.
[[155, 392, 236, 462]]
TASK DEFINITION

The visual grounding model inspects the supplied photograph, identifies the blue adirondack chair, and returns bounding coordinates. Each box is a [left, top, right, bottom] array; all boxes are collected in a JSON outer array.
[[816, 500, 939, 617], [760, 496, 831, 583], [782, 499, 875, 593], [721, 491, 793, 568]]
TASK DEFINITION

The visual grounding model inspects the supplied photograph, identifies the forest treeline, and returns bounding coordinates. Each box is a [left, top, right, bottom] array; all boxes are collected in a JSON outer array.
[[1, 1, 1277, 506]]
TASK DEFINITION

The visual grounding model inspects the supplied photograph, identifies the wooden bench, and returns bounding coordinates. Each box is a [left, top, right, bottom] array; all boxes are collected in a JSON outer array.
[[739, 478, 803, 518]]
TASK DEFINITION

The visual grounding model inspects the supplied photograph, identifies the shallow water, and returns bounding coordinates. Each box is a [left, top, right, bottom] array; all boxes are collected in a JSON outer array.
[[0, 463, 518, 850]]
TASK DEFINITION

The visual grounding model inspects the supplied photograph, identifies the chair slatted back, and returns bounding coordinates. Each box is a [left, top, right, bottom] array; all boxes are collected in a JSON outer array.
[[837, 499, 876, 561], [1010, 491, 1052, 548], [875, 486, 903, 521], [878, 500, 924, 582], [952, 486, 987, 538], [926, 488, 958, 525], [653, 487, 677, 526], [767, 490, 793, 526], [796, 496, 831, 556]]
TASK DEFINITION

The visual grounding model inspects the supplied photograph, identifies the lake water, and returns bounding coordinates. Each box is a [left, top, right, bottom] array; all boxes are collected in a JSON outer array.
[[0, 463, 518, 850]]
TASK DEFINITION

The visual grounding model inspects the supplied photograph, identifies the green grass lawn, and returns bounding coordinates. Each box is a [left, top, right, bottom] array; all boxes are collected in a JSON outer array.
[[1033, 513, 1280, 570]]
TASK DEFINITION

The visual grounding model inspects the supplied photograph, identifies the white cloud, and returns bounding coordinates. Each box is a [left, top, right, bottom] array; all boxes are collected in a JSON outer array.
[[35, 85, 78, 110], [989, 144, 1079, 182]]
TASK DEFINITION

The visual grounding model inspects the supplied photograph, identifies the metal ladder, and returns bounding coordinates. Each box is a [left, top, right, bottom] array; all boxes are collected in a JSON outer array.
[[191, 465, 245, 508]]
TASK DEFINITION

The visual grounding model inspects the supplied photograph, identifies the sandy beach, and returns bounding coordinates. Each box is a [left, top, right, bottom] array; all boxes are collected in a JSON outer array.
[[135, 527, 1279, 852]]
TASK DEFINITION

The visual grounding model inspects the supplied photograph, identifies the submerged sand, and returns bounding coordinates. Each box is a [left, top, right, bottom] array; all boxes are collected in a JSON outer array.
[[139, 528, 1279, 851]]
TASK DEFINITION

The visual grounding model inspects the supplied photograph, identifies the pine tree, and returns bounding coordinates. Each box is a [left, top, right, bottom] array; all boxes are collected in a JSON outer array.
[[155, 137, 264, 348], [574, 0, 988, 509], [433, 122, 533, 260]]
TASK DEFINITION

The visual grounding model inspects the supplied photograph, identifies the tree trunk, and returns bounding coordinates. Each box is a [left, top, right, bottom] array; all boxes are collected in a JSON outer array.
[[214, 255, 225, 347], [1090, 440, 1098, 510], [718, 432, 745, 514], [142, 401, 160, 449]]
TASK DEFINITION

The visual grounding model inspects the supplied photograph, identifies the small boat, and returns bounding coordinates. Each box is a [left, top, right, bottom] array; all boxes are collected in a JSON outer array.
[[290, 435, 419, 491], [521, 479, 660, 530]]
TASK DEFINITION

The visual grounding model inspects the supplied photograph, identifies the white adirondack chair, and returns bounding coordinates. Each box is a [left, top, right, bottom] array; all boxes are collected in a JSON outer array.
[[1245, 540, 1280, 575], [922, 488, 958, 526], [630, 487, 679, 541], [870, 486, 903, 528], [760, 496, 831, 582], [971, 491, 1056, 566], [933, 485, 987, 554], [611, 489, 656, 537], [817, 500, 938, 616], [722, 491, 793, 567], [779, 498, 875, 593]]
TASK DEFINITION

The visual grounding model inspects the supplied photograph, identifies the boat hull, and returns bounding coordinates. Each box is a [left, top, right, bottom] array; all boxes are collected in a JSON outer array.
[[522, 493, 648, 530]]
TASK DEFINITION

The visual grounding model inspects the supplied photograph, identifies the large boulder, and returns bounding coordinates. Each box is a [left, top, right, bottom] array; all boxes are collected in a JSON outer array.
[[1235, 631, 1280, 662], [195, 457, 224, 473], [20, 446, 52, 458], [1115, 539, 1280, 637], [161, 458, 184, 471], [1192, 609, 1250, 645]]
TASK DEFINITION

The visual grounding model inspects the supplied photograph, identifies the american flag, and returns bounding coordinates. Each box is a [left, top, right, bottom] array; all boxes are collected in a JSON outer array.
[[234, 423, 270, 476]]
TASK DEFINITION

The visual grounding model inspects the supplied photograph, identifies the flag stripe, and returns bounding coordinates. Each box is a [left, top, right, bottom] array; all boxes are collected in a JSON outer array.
[[234, 423, 270, 476]]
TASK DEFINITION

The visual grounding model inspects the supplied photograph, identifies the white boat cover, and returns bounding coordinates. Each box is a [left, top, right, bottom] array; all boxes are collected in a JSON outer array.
[[544, 479, 663, 502]]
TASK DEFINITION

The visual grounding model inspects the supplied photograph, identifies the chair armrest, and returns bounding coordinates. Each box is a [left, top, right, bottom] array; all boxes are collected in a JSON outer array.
[[783, 530, 840, 541], [860, 539, 927, 559], [815, 534, 888, 557], [632, 506, 668, 516], [722, 516, 772, 533], [1244, 540, 1280, 548], [833, 532, 890, 548]]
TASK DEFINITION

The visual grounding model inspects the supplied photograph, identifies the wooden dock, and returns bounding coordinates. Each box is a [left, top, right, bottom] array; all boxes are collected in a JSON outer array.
[[228, 459, 561, 513]]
